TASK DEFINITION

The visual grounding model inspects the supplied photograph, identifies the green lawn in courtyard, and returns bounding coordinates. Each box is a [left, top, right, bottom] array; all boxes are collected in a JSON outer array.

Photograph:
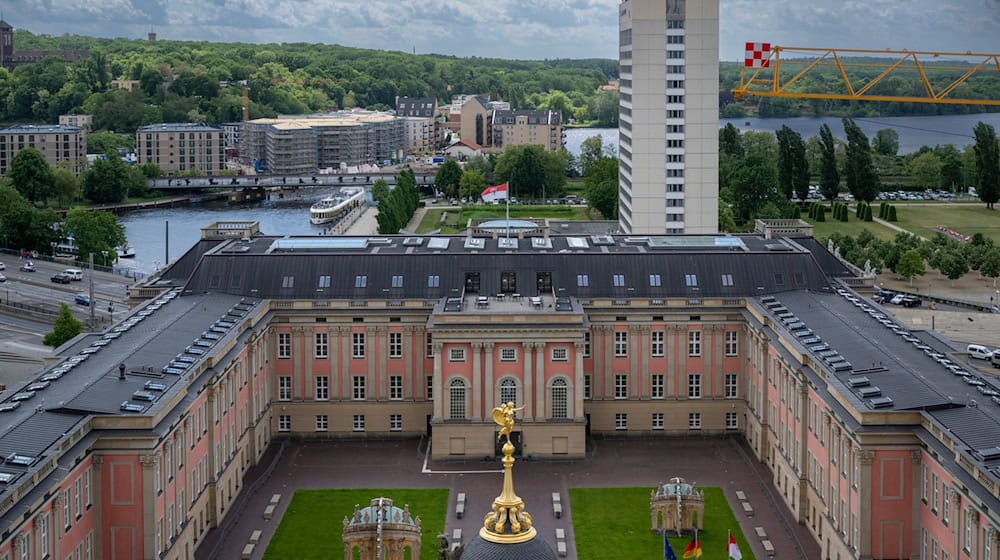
[[803, 215, 895, 242], [416, 205, 595, 234], [569, 487, 755, 560], [891, 204, 1000, 243], [263, 488, 448, 560]]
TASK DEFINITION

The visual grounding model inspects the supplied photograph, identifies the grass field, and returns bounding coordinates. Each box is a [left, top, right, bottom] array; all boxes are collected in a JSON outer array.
[[803, 215, 896, 242], [416, 205, 595, 234], [569, 487, 755, 560], [263, 488, 448, 560], [891, 204, 1000, 243]]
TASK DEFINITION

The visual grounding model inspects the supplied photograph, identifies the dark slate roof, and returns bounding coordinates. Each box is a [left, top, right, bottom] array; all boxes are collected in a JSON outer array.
[[137, 123, 223, 133], [789, 237, 853, 277], [174, 234, 833, 300], [492, 109, 561, 126], [159, 239, 226, 284], [395, 97, 437, 118], [1, 124, 83, 134], [460, 536, 557, 560]]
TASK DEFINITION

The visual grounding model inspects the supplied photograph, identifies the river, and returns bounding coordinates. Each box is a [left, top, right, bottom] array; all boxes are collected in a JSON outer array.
[[122, 114, 1000, 274]]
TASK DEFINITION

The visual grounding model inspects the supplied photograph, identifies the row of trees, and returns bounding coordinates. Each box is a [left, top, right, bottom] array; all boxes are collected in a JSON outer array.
[[5, 147, 160, 206], [373, 170, 420, 234]]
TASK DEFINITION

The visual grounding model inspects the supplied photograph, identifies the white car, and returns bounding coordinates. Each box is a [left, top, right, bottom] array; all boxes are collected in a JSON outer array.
[[889, 294, 905, 305], [0, 262, 5, 270], [968, 344, 992, 360]]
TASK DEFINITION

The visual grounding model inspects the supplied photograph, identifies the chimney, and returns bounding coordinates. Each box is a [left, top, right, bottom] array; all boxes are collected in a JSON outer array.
[[118, 363, 126, 380]]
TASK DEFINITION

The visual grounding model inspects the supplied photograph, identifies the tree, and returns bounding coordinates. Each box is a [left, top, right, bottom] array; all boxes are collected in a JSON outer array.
[[873, 129, 899, 156], [8, 148, 54, 204], [0, 186, 59, 253], [494, 145, 546, 200], [464, 155, 493, 184], [776, 126, 810, 201], [818, 124, 841, 202], [980, 248, 1000, 288], [434, 160, 463, 199], [731, 154, 779, 222], [842, 118, 881, 202], [909, 152, 943, 188], [371, 179, 390, 204], [719, 123, 744, 157], [459, 169, 486, 200], [578, 135, 608, 176], [83, 155, 131, 203], [63, 207, 126, 266], [896, 250, 926, 285], [973, 122, 999, 209], [938, 252, 969, 284], [52, 167, 81, 207], [583, 156, 619, 220], [43, 304, 84, 348]]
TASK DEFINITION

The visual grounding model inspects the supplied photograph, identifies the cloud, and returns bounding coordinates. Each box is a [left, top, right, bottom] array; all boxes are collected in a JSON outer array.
[[2, 0, 998, 61]]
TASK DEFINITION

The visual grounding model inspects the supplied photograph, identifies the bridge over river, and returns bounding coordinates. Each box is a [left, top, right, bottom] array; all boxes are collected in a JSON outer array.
[[148, 171, 437, 191]]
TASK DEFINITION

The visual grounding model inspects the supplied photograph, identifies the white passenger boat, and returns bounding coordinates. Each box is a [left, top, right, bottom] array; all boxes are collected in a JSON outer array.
[[117, 241, 136, 259], [309, 188, 365, 225]]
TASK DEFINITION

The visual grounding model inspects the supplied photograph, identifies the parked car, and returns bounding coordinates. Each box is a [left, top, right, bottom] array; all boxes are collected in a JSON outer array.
[[0, 262, 5, 270], [74, 294, 92, 306], [900, 296, 922, 308], [0, 272, 6, 282], [19, 262, 36, 272], [889, 294, 906, 305], [968, 344, 992, 360], [51, 273, 72, 284]]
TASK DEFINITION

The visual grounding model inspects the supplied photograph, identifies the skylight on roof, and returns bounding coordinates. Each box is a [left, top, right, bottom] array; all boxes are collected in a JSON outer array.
[[567, 237, 589, 249], [464, 238, 485, 250], [531, 238, 552, 249], [498, 238, 518, 250], [427, 238, 451, 250], [272, 238, 367, 251], [591, 235, 615, 245]]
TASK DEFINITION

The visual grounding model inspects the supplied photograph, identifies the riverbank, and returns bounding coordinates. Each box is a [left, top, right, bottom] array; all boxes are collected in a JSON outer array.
[[54, 193, 229, 215]]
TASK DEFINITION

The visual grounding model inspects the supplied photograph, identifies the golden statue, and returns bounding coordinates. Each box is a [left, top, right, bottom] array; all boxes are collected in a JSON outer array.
[[480, 403, 536, 544]]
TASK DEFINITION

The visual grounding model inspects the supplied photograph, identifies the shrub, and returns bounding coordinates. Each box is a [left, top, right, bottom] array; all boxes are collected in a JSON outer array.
[[887, 205, 897, 222]]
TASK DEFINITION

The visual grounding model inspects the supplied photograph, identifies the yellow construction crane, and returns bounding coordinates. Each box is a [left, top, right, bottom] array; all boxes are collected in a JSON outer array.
[[733, 46, 1000, 106]]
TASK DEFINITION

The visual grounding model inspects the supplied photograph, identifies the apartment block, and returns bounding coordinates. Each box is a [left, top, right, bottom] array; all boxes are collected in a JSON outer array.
[[136, 123, 225, 176], [0, 124, 87, 175], [619, 0, 719, 234], [491, 109, 563, 152], [58, 114, 93, 131]]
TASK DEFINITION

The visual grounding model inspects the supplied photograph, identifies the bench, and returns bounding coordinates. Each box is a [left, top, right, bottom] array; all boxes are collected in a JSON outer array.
[[555, 528, 566, 541], [755, 527, 767, 540], [556, 541, 568, 557], [263, 504, 275, 520], [270, 494, 281, 505], [553, 502, 562, 519], [242, 543, 255, 559], [762, 539, 775, 557], [735, 490, 747, 501], [452, 528, 462, 543], [249, 530, 262, 544], [741, 502, 754, 517]]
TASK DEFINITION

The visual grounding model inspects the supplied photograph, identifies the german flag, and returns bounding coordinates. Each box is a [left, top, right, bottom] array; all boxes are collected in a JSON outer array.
[[682, 538, 702, 558]]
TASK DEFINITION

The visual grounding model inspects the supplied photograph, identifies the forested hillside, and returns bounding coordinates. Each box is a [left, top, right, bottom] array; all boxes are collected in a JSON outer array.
[[3, 29, 619, 132]]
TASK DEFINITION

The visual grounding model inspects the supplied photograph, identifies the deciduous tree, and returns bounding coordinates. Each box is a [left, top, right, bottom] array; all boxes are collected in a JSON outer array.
[[896, 250, 926, 285], [842, 118, 881, 202], [973, 122, 999, 209], [434, 160, 463, 199], [459, 169, 486, 200], [43, 304, 84, 348], [583, 156, 619, 220], [8, 148, 54, 204], [83, 155, 131, 203], [64, 207, 126, 266], [909, 152, 943, 188]]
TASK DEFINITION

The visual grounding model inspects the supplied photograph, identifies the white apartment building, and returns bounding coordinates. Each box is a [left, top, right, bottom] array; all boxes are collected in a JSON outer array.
[[618, 0, 719, 234]]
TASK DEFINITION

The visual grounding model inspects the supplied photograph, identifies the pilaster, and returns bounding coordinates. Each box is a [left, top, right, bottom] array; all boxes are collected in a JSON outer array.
[[472, 342, 483, 420], [432, 342, 444, 419], [484, 342, 495, 412], [858, 449, 875, 558], [574, 341, 585, 419], [339, 326, 351, 400], [403, 326, 415, 399], [522, 341, 534, 421], [534, 341, 546, 418]]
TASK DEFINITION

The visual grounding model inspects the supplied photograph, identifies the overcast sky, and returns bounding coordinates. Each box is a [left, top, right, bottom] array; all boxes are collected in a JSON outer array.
[[4, 0, 1000, 61]]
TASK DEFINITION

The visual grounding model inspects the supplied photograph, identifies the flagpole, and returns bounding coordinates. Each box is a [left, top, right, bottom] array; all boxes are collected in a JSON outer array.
[[505, 185, 510, 240]]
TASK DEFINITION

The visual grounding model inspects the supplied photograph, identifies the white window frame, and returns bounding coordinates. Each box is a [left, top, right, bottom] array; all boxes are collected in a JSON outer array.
[[277, 332, 291, 359], [688, 373, 702, 399], [352, 415, 365, 432], [550, 379, 568, 419], [389, 332, 402, 359], [352, 376, 366, 400], [651, 330, 664, 357], [651, 374, 664, 399], [584, 375, 592, 399], [449, 379, 466, 419], [726, 412, 738, 430], [614, 374, 628, 399], [583, 332, 591, 357], [314, 332, 328, 358], [390, 414, 402, 432], [352, 332, 366, 359], [278, 376, 292, 401], [725, 331, 738, 356], [315, 415, 328, 432], [551, 347, 568, 362], [315, 376, 329, 401], [500, 378, 518, 406], [614, 331, 628, 357], [688, 412, 702, 430], [449, 347, 466, 362], [615, 413, 627, 430], [278, 415, 290, 432], [725, 373, 738, 399], [389, 375, 403, 400], [652, 412, 664, 430], [500, 347, 517, 362], [688, 330, 702, 357]]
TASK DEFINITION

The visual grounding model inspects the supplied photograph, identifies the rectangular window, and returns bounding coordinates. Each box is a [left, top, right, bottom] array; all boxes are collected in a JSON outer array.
[[353, 415, 365, 432], [651, 331, 664, 357], [85, 468, 92, 506], [721, 273, 734, 287], [652, 413, 664, 430], [652, 374, 664, 399], [726, 412, 738, 430], [315, 376, 329, 400], [355, 275, 367, 288], [391, 275, 403, 288], [725, 331, 738, 356], [725, 373, 738, 398], [688, 413, 702, 430], [281, 275, 294, 288], [426, 333, 434, 358], [614, 331, 628, 357], [615, 413, 627, 430], [688, 374, 702, 399], [584, 375, 592, 399], [942, 482, 950, 524], [390, 414, 402, 432], [278, 415, 290, 432], [389, 332, 402, 359], [685, 274, 698, 287], [612, 274, 625, 287], [352, 332, 365, 358], [390, 375, 403, 400], [277, 333, 291, 359], [353, 376, 366, 400], [318, 275, 330, 288], [931, 472, 939, 513], [576, 274, 589, 287], [315, 332, 328, 358], [649, 274, 662, 287], [688, 331, 701, 357], [426, 376, 433, 400], [615, 374, 628, 399], [315, 415, 328, 432], [278, 376, 292, 401], [449, 348, 466, 362], [583, 332, 591, 357], [500, 347, 517, 362], [921, 463, 928, 502], [551, 347, 568, 361], [427, 275, 440, 288]]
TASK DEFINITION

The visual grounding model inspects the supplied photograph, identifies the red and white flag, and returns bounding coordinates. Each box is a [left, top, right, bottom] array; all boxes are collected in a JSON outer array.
[[481, 183, 509, 202], [727, 534, 743, 560], [744, 42, 771, 68]]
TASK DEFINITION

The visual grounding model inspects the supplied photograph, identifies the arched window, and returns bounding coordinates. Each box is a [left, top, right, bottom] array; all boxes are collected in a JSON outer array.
[[500, 378, 518, 407], [551, 378, 568, 419], [449, 379, 466, 420]]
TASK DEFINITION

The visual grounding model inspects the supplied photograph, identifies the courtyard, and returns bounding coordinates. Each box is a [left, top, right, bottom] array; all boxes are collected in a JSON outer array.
[[196, 436, 817, 560]]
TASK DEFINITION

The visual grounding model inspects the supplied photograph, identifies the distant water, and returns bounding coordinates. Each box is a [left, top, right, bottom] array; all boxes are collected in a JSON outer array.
[[564, 113, 1000, 157]]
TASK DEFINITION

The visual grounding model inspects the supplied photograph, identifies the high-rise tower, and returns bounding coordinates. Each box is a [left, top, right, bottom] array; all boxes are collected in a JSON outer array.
[[618, 0, 719, 234]]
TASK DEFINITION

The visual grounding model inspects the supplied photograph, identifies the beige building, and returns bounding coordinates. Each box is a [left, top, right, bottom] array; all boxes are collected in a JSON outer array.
[[59, 114, 93, 131], [136, 123, 225, 175], [0, 124, 87, 175], [459, 96, 492, 149], [491, 109, 563, 152], [619, 0, 719, 234]]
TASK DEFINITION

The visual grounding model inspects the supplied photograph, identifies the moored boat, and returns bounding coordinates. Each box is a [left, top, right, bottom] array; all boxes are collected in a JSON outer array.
[[309, 188, 365, 225]]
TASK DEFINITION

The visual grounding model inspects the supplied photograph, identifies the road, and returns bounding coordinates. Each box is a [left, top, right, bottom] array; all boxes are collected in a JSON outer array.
[[0, 313, 52, 387]]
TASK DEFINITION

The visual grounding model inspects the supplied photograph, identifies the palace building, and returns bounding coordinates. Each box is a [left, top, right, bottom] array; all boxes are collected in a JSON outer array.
[[0, 221, 997, 560]]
